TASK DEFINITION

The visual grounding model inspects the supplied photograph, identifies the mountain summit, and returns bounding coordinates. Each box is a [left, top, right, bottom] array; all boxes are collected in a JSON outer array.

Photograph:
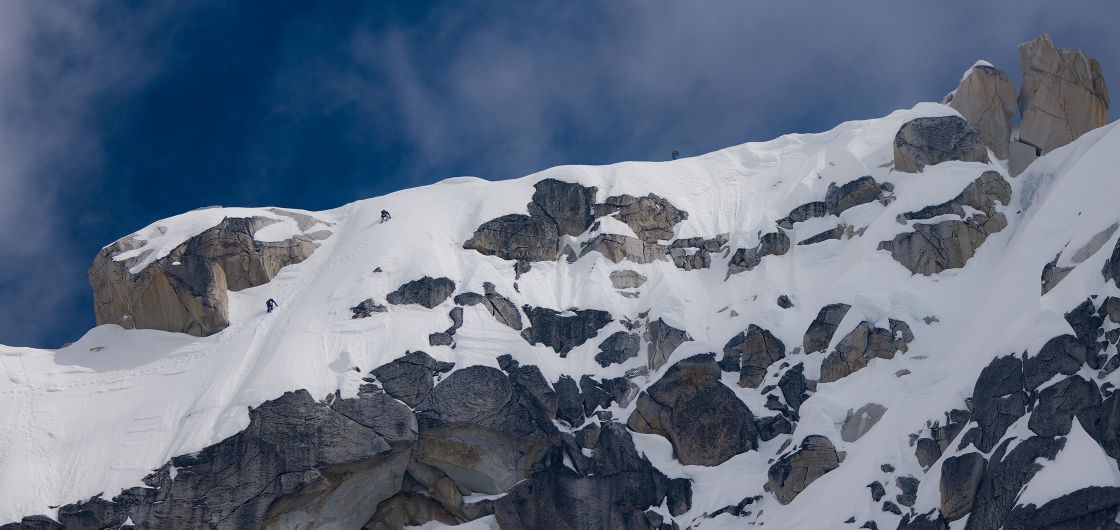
[[1, 36, 1118, 530]]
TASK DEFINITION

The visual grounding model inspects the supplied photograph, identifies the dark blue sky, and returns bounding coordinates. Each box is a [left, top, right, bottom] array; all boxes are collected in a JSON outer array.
[[2, 1, 1118, 348]]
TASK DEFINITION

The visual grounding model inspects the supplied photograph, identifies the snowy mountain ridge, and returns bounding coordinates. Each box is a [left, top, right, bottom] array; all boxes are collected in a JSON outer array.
[[1, 35, 1119, 530]]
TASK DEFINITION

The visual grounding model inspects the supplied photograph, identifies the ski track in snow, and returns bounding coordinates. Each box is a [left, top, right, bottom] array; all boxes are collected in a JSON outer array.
[[1, 101, 1119, 528]]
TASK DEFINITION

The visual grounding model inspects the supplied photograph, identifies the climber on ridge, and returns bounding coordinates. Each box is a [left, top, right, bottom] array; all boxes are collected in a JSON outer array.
[[266, 298, 278, 314], [380, 209, 391, 223], [671, 149, 679, 160]]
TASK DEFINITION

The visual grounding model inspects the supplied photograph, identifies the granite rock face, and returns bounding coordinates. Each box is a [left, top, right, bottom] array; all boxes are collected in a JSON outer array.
[[819, 320, 912, 383], [387, 276, 456, 309], [881, 171, 1010, 275], [465, 178, 598, 262], [627, 354, 759, 466], [645, 318, 693, 371], [719, 324, 786, 388], [767, 435, 842, 505], [893, 116, 989, 173], [521, 306, 613, 356], [371, 350, 455, 407], [89, 215, 322, 337], [803, 303, 852, 354], [944, 63, 1017, 160], [728, 230, 790, 276], [1017, 34, 1109, 157]]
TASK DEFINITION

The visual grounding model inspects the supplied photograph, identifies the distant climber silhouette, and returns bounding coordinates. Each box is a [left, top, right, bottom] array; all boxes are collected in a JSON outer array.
[[380, 210, 391, 223], [266, 298, 278, 313], [671, 149, 679, 160]]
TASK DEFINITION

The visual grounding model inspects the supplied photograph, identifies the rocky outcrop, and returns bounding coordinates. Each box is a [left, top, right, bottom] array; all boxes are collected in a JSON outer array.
[[964, 436, 1065, 530], [493, 423, 672, 530], [387, 276, 456, 309], [645, 318, 692, 371], [718, 324, 786, 388], [596, 331, 641, 367], [893, 116, 989, 173], [668, 235, 728, 271], [939, 452, 986, 522], [370, 351, 455, 407], [727, 230, 790, 276], [880, 171, 1010, 275], [89, 215, 323, 336], [456, 283, 522, 330], [1004, 486, 1120, 530], [527, 179, 598, 237], [777, 201, 829, 228], [803, 303, 852, 353], [767, 435, 842, 505], [580, 234, 667, 264], [818, 319, 912, 383], [1023, 334, 1085, 390], [825, 176, 882, 215], [962, 354, 1028, 453], [593, 194, 688, 243], [413, 366, 557, 494], [627, 354, 759, 466], [351, 298, 388, 318], [610, 270, 647, 289], [1027, 375, 1100, 437], [464, 214, 560, 262], [31, 389, 416, 530], [944, 63, 1017, 160], [465, 179, 598, 262], [521, 306, 613, 356], [1016, 35, 1109, 160]]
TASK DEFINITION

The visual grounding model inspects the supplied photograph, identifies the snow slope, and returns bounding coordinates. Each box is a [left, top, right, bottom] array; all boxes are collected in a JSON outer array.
[[2, 101, 1119, 528]]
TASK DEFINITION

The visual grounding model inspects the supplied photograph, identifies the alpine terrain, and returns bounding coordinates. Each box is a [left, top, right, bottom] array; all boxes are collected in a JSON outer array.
[[2, 34, 1119, 530]]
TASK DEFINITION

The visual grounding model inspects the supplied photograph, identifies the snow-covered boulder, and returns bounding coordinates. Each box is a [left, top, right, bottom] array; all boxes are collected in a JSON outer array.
[[88, 209, 327, 336], [893, 115, 989, 173]]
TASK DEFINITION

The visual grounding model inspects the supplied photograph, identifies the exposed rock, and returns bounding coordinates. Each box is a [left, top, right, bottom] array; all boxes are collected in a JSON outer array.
[[627, 354, 758, 466], [371, 350, 455, 407], [767, 435, 842, 505], [428, 332, 453, 347], [527, 179, 598, 237], [868, 481, 886, 502], [879, 213, 1007, 276], [493, 423, 670, 530], [594, 193, 688, 243], [897, 513, 949, 530], [90, 389, 418, 530], [728, 230, 790, 275], [521, 306, 613, 356], [1016, 35, 1109, 159], [893, 115, 989, 173], [895, 475, 920, 507], [580, 234, 667, 264], [778, 201, 829, 228], [944, 63, 1017, 159], [669, 234, 729, 271], [799, 225, 845, 245], [819, 321, 912, 383], [666, 478, 693, 517], [0, 516, 63, 530], [414, 366, 557, 494], [480, 283, 522, 330], [757, 415, 793, 441], [965, 436, 1065, 530], [464, 214, 559, 262], [596, 331, 641, 367], [387, 276, 456, 309], [1028, 375, 1101, 437], [778, 363, 811, 415], [1004, 486, 1120, 530], [554, 375, 586, 426], [1023, 334, 1086, 390], [777, 295, 793, 309], [900, 171, 1011, 222], [826, 176, 882, 215], [939, 452, 986, 522], [610, 270, 647, 289], [453, 292, 485, 306], [1104, 236, 1120, 287], [803, 303, 852, 353], [89, 216, 320, 337], [351, 298, 388, 318], [841, 403, 887, 442], [645, 318, 693, 371], [720, 324, 786, 388]]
